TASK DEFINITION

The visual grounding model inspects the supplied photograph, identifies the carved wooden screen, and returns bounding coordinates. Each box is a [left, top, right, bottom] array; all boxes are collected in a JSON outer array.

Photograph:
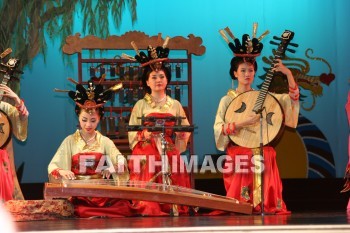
[[62, 31, 206, 156]]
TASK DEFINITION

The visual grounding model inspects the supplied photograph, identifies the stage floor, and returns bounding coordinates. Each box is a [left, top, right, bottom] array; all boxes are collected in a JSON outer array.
[[14, 179, 350, 232], [14, 211, 350, 233]]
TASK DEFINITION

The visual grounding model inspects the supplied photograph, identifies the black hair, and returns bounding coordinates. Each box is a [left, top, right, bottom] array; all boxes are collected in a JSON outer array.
[[75, 105, 104, 118]]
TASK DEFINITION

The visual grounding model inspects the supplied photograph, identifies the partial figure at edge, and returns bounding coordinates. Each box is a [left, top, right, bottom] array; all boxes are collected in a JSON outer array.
[[0, 51, 29, 202], [341, 90, 350, 211]]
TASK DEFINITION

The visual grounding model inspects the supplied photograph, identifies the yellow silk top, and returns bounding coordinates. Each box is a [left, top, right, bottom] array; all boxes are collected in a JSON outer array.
[[48, 130, 129, 182], [128, 94, 191, 153]]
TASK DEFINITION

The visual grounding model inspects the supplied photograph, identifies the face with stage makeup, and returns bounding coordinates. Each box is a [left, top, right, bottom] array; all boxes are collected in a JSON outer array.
[[142, 65, 171, 94], [230, 57, 258, 80], [234, 62, 256, 87], [146, 70, 168, 94], [78, 108, 100, 137]]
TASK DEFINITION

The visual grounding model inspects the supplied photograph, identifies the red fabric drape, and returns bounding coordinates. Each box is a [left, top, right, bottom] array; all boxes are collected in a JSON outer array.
[[223, 145, 290, 214], [128, 113, 191, 216], [0, 150, 14, 202]]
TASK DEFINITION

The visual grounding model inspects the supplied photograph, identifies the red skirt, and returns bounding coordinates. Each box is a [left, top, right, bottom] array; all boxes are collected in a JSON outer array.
[[223, 145, 290, 214], [0, 150, 14, 202], [71, 197, 138, 218], [128, 139, 191, 216]]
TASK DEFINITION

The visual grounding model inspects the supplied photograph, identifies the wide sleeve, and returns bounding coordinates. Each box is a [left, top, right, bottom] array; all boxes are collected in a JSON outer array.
[[214, 96, 233, 152], [273, 93, 300, 128], [0, 102, 28, 141], [128, 100, 144, 150], [174, 101, 191, 153], [103, 137, 129, 181], [47, 136, 73, 175]]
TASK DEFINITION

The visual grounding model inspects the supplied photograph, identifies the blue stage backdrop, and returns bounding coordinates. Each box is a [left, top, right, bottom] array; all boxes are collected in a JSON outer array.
[[9, 0, 349, 182]]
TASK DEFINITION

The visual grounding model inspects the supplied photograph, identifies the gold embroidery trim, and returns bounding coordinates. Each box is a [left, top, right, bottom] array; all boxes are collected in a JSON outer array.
[[277, 199, 282, 210], [73, 130, 101, 151], [227, 89, 237, 99], [241, 186, 250, 201], [144, 93, 174, 112], [252, 147, 260, 155]]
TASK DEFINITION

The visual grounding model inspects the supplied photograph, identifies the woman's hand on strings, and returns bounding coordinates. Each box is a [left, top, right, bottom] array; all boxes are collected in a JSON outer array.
[[273, 59, 292, 76], [236, 114, 260, 130], [101, 162, 127, 179], [273, 59, 297, 91], [102, 169, 112, 179], [58, 170, 76, 180]]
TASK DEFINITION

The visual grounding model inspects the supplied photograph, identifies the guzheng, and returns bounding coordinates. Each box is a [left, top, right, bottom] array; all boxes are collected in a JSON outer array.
[[44, 180, 253, 214]]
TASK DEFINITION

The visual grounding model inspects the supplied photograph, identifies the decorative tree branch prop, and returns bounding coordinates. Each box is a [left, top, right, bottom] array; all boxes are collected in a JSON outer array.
[[0, 0, 137, 92]]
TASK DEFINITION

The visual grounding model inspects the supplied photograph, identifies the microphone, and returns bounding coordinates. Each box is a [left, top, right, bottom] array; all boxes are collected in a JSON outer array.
[[0, 48, 12, 59]]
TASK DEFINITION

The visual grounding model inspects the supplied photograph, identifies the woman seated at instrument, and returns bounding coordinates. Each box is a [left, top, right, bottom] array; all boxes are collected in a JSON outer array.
[[127, 38, 191, 216], [48, 80, 135, 218], [214, 28, 300, 214]]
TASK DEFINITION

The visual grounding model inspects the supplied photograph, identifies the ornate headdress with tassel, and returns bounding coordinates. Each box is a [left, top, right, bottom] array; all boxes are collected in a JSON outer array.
[[54, 77, 122, 116], [121, 34, 171, 71], [219, 22, 269, 58], [121, 33, 172, 93]]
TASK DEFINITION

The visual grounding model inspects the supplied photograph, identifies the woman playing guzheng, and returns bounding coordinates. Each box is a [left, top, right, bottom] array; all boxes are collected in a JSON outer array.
[[48, 80, 135, 218], [214, 25, 300, 214], [126, 36, 192, 216]]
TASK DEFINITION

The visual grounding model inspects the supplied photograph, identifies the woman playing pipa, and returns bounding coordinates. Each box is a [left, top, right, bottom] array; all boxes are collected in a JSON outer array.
[[214, 25, 300, 214]]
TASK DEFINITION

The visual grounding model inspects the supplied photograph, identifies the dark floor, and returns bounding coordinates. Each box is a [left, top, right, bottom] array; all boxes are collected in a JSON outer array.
[[13, 178, 350, 233], [14, 211, 350, 233], [21, 178, 350, 212]]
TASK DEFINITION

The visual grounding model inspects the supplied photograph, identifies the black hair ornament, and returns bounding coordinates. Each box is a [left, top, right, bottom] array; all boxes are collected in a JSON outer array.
[[219, 22, 269, 58], [54, 78, 123, 116], [121, 34, 171, 71]]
